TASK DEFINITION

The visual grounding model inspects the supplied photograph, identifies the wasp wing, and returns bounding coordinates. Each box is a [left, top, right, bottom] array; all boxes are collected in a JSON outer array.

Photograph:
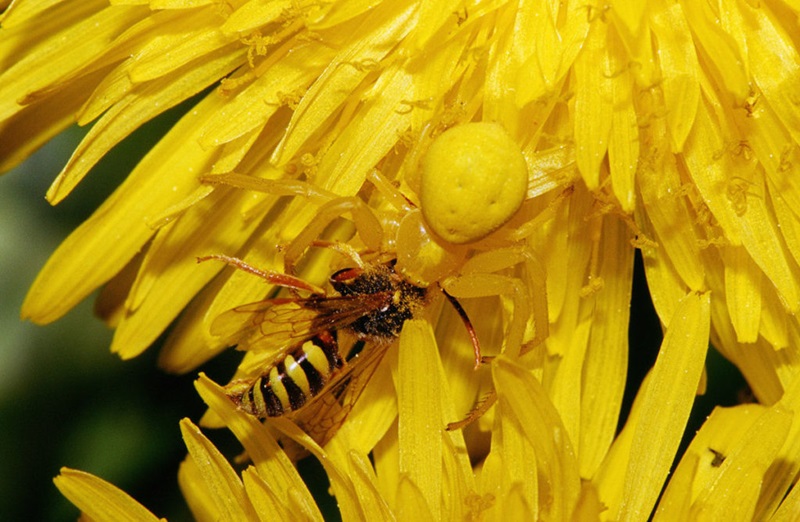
[[210, 291, 393, 351], [287, 338, 393, 447]]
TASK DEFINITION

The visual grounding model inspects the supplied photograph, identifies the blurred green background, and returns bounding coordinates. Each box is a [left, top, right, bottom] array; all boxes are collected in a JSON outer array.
[[0, 107, 225, 521], [0, 104, 746, 520]]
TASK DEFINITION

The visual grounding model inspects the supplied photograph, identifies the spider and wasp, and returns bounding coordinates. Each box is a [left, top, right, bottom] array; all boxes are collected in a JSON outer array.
[[199, 249, 488, 447]]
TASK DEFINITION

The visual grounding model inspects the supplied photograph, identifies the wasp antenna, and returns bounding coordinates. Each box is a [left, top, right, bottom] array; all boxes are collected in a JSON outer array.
[[441, 288, 483, 369], [446, 389, 497, 431], [198, 254, 325, 294]]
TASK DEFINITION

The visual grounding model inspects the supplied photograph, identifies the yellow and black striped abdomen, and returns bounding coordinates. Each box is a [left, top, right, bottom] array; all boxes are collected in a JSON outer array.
[[235, 331, 343, 418]]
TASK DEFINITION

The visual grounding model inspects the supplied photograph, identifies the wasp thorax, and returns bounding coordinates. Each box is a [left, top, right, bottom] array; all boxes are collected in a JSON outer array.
[[330, 261, 427, 338]]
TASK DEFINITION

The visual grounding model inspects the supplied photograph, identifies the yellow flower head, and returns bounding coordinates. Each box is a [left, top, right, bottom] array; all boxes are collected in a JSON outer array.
[[3, 0, 800, 519]]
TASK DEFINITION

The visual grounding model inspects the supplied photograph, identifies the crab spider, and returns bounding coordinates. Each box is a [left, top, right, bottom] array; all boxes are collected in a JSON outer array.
[[200, 169, 561, 433], [201, 170, 548, 361]]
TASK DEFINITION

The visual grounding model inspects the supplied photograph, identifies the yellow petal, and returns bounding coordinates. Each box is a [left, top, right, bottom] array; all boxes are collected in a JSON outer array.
[[722, 245, 761, 343], [372, 420, 400, 509], [158, 286, 238, 374], [220, 0, 291, 35], [198, 40, 335, 150], [404, 0, 460, 51], [659, 400, 793, 520], [513, 1, 590, 109], [492, 356, 582, 520], [770, 181, 800, 283], [159, 173, 319, 371], [396, 476, 435, 521], [536, 182, 574, 324], [743, 2, 800, 146], [712, 329, 784, 405], [758, 284, 788, 350], [54, 468, 162, 522], [543, 183, 595, 354], [608, 97, 638, 212], [653, 452, 698, 520], [0, 2, 141, 121], [691, 406, 791, 520], [269, 417, 363, 522], [483, 5, 533, 125], [441, 431, 477, 520], [47, 45, 245, 204], [547, 309, 590, 453], [685, 101, 799, 311], [273, 2, 417, 163], [109, 187, 267, 359], [500, 483, 535, 519], [3, 0, 78, 24], [580, 216, 633, 477], [607, 27, 638, 213], [572, 481, 607, 521], [328, 354, 397, 455], [572, 20, 612, 189], [77, 8, 222, 123], [592, 371, 648, 519], [771, 480, 800, 522], [193, 374, 320, 515], [649, 0, 700, 152], [478, 446, 505, 519], [397, 319, 442, 520], [681, 98, 740, 243], [736, 178, 800, 313], [754, 377, 800, 519], [313, 62, 413, 194], [156, 248, 274, 373], [240, 468, 293, 522], [546, 190, 597, 446], [347, 451, 395, 521], [147, 1, 214, 8], [180, 418, 259, 520], [21, 92, 229, 325], [485, 398, 539, 520], [127, 9, 231, 83], [0, 70, 99, 173], [681, 1, 750, 101], [617, 291, 710, 520], [178, 457, 220, 522], [394, 315, 476, 520], [637, 143, 705, 293], [609, 0, 645, 43]]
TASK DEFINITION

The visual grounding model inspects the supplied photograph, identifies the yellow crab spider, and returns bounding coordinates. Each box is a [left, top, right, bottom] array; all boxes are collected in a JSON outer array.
[[203, 166, 542, 356], [202, 167, 551, 431], [201, 170, 466, 283]]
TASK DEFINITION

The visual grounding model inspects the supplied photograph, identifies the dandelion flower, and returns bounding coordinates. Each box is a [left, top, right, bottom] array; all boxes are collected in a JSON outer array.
[[3, 0, 800, 519], [56, 317, 799, 519]]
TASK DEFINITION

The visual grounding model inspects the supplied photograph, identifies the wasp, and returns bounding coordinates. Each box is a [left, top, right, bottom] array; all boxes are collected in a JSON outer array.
[[200, 254, 481, 446]]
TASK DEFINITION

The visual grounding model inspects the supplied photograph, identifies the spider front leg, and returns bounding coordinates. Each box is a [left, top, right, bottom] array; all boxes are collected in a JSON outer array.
[[441, 246, 546, 360], [440, 248, 545, 430], [281, 195, 385, 274], [201, 172, 387, 273]]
